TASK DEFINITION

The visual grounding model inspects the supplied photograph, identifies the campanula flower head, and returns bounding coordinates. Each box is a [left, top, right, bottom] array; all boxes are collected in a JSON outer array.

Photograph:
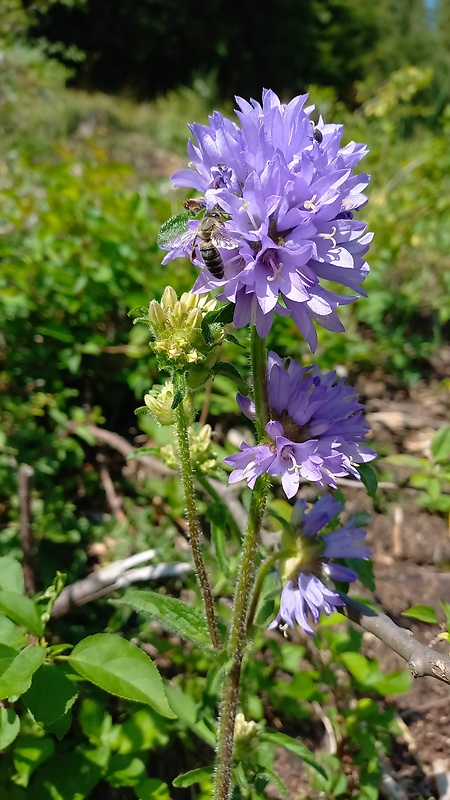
[[162, 89, 372, 350], [269, 495, 371, 635], [224, 351, 375, 498]]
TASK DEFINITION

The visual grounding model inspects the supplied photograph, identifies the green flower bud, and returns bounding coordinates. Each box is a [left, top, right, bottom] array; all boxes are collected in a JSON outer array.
[[145, 287, 224, 373], [143, 380, 192, 426], [233, 714, 260, 762], [161, 423, 216, 472]]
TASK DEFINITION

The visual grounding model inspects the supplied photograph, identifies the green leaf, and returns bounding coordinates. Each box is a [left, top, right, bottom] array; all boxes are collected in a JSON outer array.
[[0, 707, 20, 749], [25, 745, 106, 798], [358, 463, 378, 499], [440, 600, 450, 627], [107, 754, 147, 787], [0, 616, 28, 648], [23, 663, 78, 729], [0, 590, 44, 636], [136, 778, 171, 800], [13, 735, 55, 788], [210, 519, 230, 577], [115, 589, 213, 650], [164, 684, 216, 747], [340, 652, 380, 687], [260, 731, 326, 777], [384, 454, 423, 468], [171, 371, 187, 409], [212, 361, 249, 395], [202, 303, 235, 328], [373, 669, 411, 695], [431, 426, 450, 464], [0, 557, 25, 594], [0, 644, 46, 700], [157, 212, 191, 248], [402, 605, 438, 624], [254, 770, 288, 798], [172, 766, 214, 788], [68, 633, 175, 718]]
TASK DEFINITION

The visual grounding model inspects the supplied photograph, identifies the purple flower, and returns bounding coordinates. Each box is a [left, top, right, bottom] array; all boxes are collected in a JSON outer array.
[[269, 495, 371, 635], [162, 89, 372, 350], [224, 351, 376, 498]]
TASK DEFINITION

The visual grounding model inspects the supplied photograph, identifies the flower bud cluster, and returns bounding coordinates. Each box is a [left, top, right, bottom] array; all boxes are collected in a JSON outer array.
[[148, 287, 224, 371], [143, 380, 192, 426], [161, 423, 216, 473]]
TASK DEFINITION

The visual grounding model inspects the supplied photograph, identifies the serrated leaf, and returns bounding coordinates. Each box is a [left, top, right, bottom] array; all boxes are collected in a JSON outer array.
[[0, 557, 25, 594], [260, 732, 326, 777], [115, 589, 213, 649], [254, 769, 288, 798], [431, 426, 450, 464], [68, 634, 175, 718], [23, 664, 78, 729], [0, 708, 20, 749], [202, 303, 235, 328], [0, 644, 46, 700], [358, 463, 378, 499], [225, 332, 245, 348], [401, 605, 438, 624], [0, 591, 43, 636], [212, 362, 249, 395], [157, 212, 191, 248], [172, 766, 214, 788], [171, 372, 187, 409]]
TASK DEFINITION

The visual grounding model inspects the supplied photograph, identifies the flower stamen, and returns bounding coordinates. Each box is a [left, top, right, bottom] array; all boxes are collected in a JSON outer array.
[[319, 226, 337, 249], [304, 194, 318, 212], [267, 262, 285, 283]]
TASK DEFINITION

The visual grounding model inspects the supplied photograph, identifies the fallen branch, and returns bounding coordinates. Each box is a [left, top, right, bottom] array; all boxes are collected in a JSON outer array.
[[51, 549, 192, 618], [341, 594, 450, 686]]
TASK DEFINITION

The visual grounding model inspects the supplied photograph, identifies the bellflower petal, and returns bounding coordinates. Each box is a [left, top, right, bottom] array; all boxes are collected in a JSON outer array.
[[163, 89, 372, 347]]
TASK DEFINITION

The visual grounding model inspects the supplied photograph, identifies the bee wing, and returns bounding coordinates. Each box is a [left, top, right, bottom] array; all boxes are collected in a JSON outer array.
[[166, 228, 197, 250], [211, 229, 240, 250]]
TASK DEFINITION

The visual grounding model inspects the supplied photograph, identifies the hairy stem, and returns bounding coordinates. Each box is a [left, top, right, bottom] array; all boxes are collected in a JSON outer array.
[[175, 402, 221, 650], [213, 328, 271, 800]]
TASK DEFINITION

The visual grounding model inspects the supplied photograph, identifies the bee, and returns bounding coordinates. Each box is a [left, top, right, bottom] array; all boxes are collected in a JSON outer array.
[[310, 122, 323, 144], [167, 209, 240, 279]]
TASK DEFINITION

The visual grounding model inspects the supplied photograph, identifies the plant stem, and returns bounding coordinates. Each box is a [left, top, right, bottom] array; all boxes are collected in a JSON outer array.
[[247, 550, 289, 629], [175, 402, 221, 650], [213, 328, 271, 800]]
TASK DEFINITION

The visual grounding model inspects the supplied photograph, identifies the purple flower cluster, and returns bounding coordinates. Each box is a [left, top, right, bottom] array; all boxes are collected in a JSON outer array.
[[224, 351, 375, 499], [269, 495, 371, 635], [162, 89, 372, 350]]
